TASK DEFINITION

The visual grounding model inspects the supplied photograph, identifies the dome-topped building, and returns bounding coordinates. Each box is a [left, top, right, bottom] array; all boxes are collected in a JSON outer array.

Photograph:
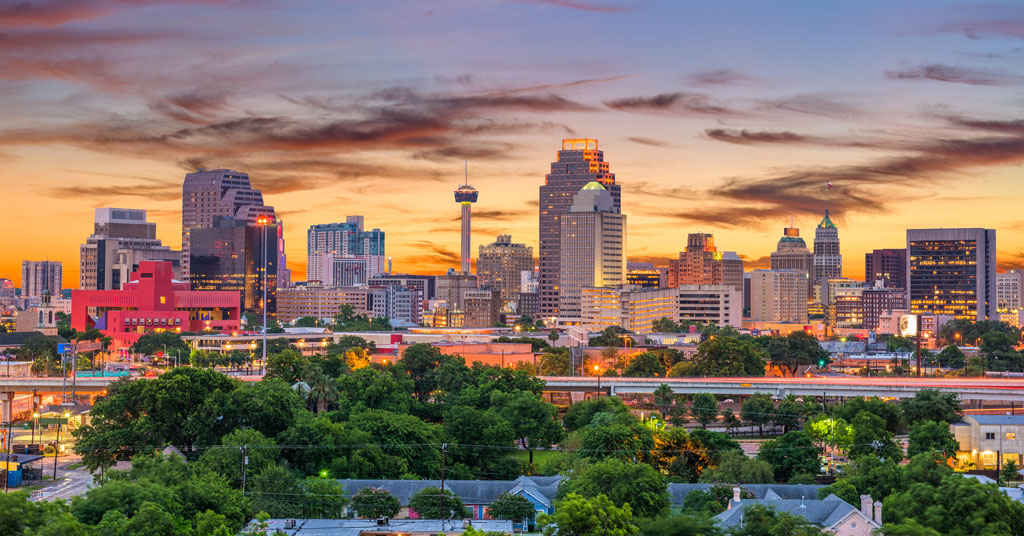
[[770, 218, 814, 301]]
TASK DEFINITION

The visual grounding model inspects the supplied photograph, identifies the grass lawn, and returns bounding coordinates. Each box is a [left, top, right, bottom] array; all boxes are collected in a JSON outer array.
[[513, 449, 561, 467]]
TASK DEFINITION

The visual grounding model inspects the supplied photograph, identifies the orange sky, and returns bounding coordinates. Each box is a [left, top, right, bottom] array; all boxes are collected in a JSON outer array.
[[2, 1, 1023, 288]]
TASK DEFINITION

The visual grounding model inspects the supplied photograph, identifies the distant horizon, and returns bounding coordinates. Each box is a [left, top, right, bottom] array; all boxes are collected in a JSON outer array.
[[3, 1, 1023, 286]]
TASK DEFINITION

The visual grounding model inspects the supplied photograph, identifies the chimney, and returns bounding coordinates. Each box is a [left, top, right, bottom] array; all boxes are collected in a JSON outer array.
[[873, 499, 882, 525], [733, 487, 742, 503], [860, 495, 873, 518]]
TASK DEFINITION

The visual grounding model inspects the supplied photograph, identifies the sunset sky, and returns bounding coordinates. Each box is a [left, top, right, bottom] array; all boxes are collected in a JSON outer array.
[[2, 0, 1023, 287]]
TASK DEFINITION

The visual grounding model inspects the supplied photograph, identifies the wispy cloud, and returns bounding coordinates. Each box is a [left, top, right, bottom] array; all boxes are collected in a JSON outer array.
[[604, 92, 737, 115], [704, 129, 808, 145], [512, 0, 631, 13], [685, 69, 758, 87], [885, 63, 1024, 86], [626, 136, 669, 147]]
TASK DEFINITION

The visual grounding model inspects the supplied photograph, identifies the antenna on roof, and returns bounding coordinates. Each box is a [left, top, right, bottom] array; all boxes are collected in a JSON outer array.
[[464, 160, 468, 186], [789, 215, 794, 228]]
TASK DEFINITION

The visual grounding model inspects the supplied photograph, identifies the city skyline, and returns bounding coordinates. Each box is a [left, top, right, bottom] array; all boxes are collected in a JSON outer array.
[[3, 1, 1024, 286]]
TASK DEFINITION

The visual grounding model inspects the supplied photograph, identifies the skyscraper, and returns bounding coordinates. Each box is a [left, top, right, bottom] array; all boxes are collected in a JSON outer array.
[[21, 261, 62, 299], [454, 164, 479, 274], [181, 169, 281, 281], [477, 235, 533, 308], [558, 182, 626, 321], [306, 216, 386, 282], [189, 217, 279, 316], [997, 270, 1024, 311], [865, 248, 907, 288], [907, 228, 996, 321], [675, 233, 718, 285], [80, 208, 180, 290], [539, 139, 620, 317], [770, 222, 814, 300], [812, 210, 842, 287]]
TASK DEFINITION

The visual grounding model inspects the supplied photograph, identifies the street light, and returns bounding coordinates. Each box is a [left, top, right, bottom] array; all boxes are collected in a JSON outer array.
[[256, 214, 272, 375], [594, 365, 602, 396]]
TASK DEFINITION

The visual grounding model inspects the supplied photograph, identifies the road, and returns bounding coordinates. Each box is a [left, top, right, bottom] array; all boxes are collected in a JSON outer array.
[[32, 467, 95, 502]]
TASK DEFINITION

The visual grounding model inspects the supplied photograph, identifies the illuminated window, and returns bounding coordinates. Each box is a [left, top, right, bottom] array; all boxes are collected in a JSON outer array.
[[1008, 432, 1017, 440], [160, 296, 166, 304]]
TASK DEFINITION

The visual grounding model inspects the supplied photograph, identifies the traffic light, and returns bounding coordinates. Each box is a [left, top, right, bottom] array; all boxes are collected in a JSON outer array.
[[157, 351, 164, 358], [818, 358, 826, 368]]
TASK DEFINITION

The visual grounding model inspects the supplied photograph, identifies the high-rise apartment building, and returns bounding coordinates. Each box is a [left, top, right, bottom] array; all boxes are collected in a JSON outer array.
[[749, 269, 809, 323], [996, 270, 1024, 311], [477, 235, 533, 308], [812, 211, 842, 287], [677, 284, 742, 328], [306, 216, 385, 282], [558, 182, 626, 321], [666, 234, 743, 292], [907, 228, 997, 321], [21, 261, 62, 299], [189, 217, 279, 316], [181, 169, 287, 284], [865, 248, 907, 288], [80, 208, 180, 291], [368, 273, 436, 301], [538, 139, 620, 317], [770, 223, 814, 300]]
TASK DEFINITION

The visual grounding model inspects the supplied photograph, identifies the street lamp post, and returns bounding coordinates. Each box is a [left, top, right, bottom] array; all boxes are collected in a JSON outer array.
[[257, 215, 271, 376], [594, 365, 602, 396]]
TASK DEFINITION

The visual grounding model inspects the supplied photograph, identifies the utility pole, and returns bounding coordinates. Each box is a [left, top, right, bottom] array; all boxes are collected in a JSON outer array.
[[440, 443, 448, 528], [4, 412, 13, 492], [241, 445, 248, 496], [915, 314, 922, 378]]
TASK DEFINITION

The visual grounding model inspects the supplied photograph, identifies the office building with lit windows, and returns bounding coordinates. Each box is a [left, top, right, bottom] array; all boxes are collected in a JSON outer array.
[[189, 217, 279, 316], [306, 216, 385, 282], [865, 248, 906, 289], [80, 208, 180, 290], [770, 223, 814, 300], [997, 270, 1024, 311], [581, 286, 677, 334], [677, 284, 742, 328], [538, 139, 620, 317], [477, 235, 533, 308], [813, 210, 842, 286], [906, 228, 996, 321], [626, 262, 666, 288], [749, 269, 809, 323], [21, 261, 62, 299], [558, 182, 625, 321]]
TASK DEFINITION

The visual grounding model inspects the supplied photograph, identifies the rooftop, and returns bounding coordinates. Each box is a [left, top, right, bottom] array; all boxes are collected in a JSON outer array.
[[966, 415, 1024, 425], [253, 518, 513, 536]]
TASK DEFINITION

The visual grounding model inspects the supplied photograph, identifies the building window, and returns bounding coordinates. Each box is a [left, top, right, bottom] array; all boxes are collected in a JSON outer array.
[[986, 432, 995, 440], [1008, 432, 1017, 440]]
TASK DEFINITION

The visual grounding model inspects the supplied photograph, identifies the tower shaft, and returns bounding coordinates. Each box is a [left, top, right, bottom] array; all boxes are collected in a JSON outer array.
[[461, 202, 472, 274]]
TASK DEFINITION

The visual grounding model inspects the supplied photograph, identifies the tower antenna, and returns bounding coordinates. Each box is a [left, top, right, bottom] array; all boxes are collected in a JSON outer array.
[[464, 160, 468, 186]]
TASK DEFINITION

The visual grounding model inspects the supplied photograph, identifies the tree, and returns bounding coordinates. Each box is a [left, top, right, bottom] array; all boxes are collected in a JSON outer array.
[[907, 420, 960, 458], [548, 330, 560, 343], [487, 493, 537, 522], [721, 408, 740, 433], [690, 393, 718, 429], [347, 409, 442, 478], [563, 396, 631, 432], [539, 347, 572, 376], [698, 450, 774, 484], [885, 473, 1024, 535], [740, 393, 774, 436], [636, 513, 721, 536], [849, 410, 903, 462], [879, 520, 943, 536], [690, 336, 766, 377], [936, 345, 966, 369], [1002, 459, 1020, 486], [689, 429, 743, 466], [265, 348, 309, 384], [651, 317, 679, 333], [129, 331, 189, 358], [650, 384, 676, 419], [294, 316, 319, 327], [681, 485, 754, 516], [623, 351, 666, 377], [351, 487, 401, 519], [561, 458, 669, 518], [409, 486, 466, 519], [762, 331, 830, 375], [538, 493, 639, 536], [757, 430, 821, 482], [592, 326, 629, 347], [490, 390, 564, 465], [772, 394, 804, 433], [901, 389, 962, 426], [833, 396, 902, 435]]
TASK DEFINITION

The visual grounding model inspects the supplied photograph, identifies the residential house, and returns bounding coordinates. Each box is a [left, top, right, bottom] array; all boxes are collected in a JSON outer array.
[[952, 415, 1024, 469], [714, 488, 881, 536]]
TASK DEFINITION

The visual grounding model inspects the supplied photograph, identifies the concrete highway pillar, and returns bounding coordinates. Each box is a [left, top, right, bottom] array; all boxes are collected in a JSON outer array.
[[0, 391, 12, 423]]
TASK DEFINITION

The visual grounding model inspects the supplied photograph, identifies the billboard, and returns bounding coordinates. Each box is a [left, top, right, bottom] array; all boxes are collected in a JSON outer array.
[[899, 315, 918, 337]]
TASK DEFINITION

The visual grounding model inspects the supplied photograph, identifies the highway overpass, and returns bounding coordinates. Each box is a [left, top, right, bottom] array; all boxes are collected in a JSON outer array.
[[539, 376, 1024, 401]]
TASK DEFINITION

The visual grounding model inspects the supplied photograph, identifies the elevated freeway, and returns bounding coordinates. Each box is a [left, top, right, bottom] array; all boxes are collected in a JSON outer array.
[[539, 376, 1024, 401]]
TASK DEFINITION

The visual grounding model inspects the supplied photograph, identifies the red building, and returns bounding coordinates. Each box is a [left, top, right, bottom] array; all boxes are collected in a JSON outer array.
[[72, 261, 240, 351]]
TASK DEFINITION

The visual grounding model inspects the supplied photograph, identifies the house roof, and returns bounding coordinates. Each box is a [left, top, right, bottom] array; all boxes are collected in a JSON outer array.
[[667, 483, 825, 507], [0, 332, 66, 348], [338, 476, 560, 507], [967, 415, 1024, 425], [254, 518, 513, 536], [714, 495, 877, 530]]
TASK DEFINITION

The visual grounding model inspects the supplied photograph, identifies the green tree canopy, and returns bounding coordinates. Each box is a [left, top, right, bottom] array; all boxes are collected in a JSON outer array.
[[740, 393, 774, 436], [408, 486, 467, 519], [487, 493, 537, 522], [690, 393, 719, 429], [757, 430, 821, 482], [833, 396, 902, 434], [849, 410, 903, 462], [563, 396, 631, 432], [900, 389, 962, 426], [698, 450, 774, 484], [561, 458, 669, 518], [759, 331, 830, 375], [907, 420, 960, 458], [689, 336, 766, 377], [623, 351, 667, 377], [885, 474, 1024, 535], [351, 487, 401, 519], [538, 493, 639, 536]]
